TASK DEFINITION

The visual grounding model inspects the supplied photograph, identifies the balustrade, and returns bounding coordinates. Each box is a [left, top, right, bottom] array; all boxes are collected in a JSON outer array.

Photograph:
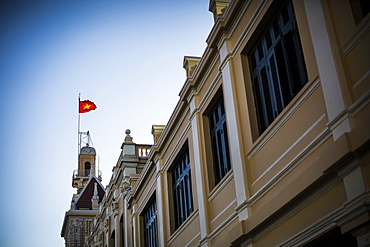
[[136, 144, 151, 157]]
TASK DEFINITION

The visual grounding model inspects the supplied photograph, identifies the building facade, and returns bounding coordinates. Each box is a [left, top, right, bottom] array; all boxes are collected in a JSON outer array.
[[62, 0, 370, 246]]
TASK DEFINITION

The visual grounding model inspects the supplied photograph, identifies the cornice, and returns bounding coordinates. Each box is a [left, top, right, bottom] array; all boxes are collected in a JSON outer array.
[[206, 0, 249, 49]]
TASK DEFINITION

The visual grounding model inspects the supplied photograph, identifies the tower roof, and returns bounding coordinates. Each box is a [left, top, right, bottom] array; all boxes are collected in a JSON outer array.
[[80, 145, 96, 154], [74, 176, 105, 210]]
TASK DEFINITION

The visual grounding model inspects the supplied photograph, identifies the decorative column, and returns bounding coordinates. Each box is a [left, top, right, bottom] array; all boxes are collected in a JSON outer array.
[[131, 203, 139, 247], [189, 96, 211, 246], [219, 40, 250, 220], [304, 0, 352, 140], [155, 159, 166, 246], [113, 200, 121, 247], [104, 218, 110, 247], [123, 202, 132, 247]]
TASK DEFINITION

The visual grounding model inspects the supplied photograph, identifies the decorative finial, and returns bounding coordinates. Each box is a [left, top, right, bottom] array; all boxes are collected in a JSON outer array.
[[124, 129, 133, 143], [91, 182, 99, 210]]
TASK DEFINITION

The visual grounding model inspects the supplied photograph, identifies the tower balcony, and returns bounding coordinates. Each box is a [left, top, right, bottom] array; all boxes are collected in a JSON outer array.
[[72, 169, 102, 180]]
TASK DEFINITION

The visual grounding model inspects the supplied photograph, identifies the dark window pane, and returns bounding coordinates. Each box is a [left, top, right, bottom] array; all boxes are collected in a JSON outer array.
[[282, 4, 290, 25], [143, 199, 158, 247], [253, 77, 266, 133], [250, 51, 257, 71], [172, 151, 193, 229], [359, 0, 370, 17], [273, 19, 280, 39], [269, 54, 284, 113], [266, 30, 272, 49], [257, 43, 264, 60], [248, 0, 307, 135], [209, 97, 232, 184], [261, 66, 274, 126], [284, 30, 301, 95]]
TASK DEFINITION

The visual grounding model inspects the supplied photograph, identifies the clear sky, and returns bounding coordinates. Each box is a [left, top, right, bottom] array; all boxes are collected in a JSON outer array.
[[0, 0, 213, 246]]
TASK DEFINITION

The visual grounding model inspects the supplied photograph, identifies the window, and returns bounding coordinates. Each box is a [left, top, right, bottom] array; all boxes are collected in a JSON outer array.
[[171, 148, 193, 229], [209, 97, 231, 184], [84, 162, 91, 176], [142, 198, 158, 247], [350, 0, 370, 24], [303, 227, 357, 247], [249, 0, 307, 135]]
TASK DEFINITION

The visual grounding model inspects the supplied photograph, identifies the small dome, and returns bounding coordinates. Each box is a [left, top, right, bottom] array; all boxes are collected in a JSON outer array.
[[80, 145, 96, 154]]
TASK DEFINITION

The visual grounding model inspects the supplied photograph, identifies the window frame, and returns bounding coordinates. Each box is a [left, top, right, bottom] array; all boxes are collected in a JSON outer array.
[[246, 0, 308, 136], [142, 197, 158, 247], [169, 144, 194, 231], [208, 96, 232, 185]]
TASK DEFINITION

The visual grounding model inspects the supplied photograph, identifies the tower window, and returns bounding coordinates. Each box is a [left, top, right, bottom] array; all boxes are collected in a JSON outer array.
[[84, 162, 91, 177]]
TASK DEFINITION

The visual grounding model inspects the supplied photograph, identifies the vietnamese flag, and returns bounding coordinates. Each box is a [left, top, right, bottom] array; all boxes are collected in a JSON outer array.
[[79, 100, 97, 113]]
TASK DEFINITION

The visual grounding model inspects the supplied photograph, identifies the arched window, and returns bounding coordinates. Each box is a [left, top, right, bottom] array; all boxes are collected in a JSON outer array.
[[84, 162, 91, 176]]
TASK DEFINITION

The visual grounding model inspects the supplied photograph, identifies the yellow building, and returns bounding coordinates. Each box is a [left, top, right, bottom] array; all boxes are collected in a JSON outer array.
[[62, 0, 370, 246]]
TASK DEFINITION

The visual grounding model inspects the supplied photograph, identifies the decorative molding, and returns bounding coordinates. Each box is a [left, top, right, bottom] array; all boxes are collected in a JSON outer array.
[[208, 171, 234, 201], [230, 0, 265, 56], [247, 76, 321, 159], [252, 114, 327, 186], [210, 199, 237, 225], [219, 52, 232, 71], [329, 89, 370, 129], [248, 126, 331, 205], [279, 189, 370, 246], [156, 105, 190, 160], [195, 52, 220, 96], [197, 72, 223, 114], [167, 210, 200, 245], [132, 180, 157, 217], [185, 232, 201, 247], [343, 18, 370, 55], [160, 123, 191, 173], [207, 210, 238, 241], [352, 69, 370, 90]]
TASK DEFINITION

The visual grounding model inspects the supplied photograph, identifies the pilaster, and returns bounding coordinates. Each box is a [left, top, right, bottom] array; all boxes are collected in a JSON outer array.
[[104, 218, 110, 247], [189, 96, 211, 246], [123, 200, 132, 247], [155, 159, 166, 246], [113, 200, 121, 247], [304, 0, 352, 140], [219, 40, 250, 220]]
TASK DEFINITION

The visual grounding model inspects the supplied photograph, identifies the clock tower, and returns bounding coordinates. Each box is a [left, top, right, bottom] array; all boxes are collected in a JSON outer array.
[[72, 132, 102, 194], [61, 131, 105, 246]]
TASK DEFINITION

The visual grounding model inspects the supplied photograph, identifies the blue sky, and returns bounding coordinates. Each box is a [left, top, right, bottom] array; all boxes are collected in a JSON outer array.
[[0, 0, 213, 246]]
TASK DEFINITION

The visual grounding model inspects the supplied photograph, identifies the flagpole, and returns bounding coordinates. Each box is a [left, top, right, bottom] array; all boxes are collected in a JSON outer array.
[[78, 93, 81, 154]]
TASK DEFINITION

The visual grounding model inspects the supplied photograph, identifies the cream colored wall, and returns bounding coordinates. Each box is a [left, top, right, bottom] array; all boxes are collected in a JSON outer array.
[[326, 0, 370, 102], [249, 85, 328, 193], [168, 215, 201, 246], [254, 182, 347, 247], [208, 176, 236, 232]]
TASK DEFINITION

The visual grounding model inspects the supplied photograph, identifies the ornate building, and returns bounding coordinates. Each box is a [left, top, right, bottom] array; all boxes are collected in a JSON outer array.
[[62, 0, 370, 246]]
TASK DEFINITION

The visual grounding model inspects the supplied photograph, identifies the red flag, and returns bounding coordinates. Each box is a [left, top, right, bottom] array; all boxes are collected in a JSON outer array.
[[79, 100, 97, 113]]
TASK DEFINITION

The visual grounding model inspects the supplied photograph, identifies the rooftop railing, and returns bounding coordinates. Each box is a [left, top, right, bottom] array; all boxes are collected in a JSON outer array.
[[136, 144, 152, 157], [73, 169, 102, 180]]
